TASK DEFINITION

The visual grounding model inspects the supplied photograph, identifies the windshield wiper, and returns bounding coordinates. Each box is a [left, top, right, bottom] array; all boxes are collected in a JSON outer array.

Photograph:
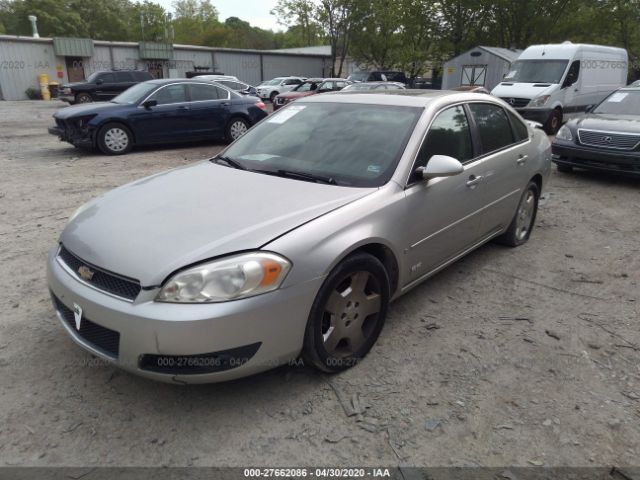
[[275, 169, 337, 185], [211, 155, 246, 170]]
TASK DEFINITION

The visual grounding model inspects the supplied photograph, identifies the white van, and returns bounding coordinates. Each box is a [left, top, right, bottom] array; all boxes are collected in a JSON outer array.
[[491, 42, 628, 133]]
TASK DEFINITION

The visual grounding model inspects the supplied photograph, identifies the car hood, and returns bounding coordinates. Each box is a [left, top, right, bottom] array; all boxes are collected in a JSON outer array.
[[279, 91, 316, 100], [491, 82, 556, 100], [54, 102, 124, 119], [60, 161, 375, 286], [570, 113, 640, 134]]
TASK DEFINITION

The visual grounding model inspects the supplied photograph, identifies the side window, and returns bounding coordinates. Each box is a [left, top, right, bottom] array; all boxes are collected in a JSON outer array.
[[414, 105, 473, 173], [150, 84, 187, 105], [468, 103, 514, 153], [563, 60, 580, 87], [99, 73, 114, 83], [507, 110, 529, 142], [115, 72, 134, 82], [284, 79, 300, 86], [189, 83, 221, 101]]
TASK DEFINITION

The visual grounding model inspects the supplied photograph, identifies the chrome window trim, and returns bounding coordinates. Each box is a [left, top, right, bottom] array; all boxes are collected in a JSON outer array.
[[138, 81, 232, 107]]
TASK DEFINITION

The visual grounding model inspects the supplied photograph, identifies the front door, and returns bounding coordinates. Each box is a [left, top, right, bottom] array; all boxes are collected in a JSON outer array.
[[401, 105, 485, 285], [130, 84, 191, 143]]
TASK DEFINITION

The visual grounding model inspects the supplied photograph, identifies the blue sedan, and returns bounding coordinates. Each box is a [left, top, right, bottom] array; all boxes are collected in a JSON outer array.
[[48, 79, 269, 155]]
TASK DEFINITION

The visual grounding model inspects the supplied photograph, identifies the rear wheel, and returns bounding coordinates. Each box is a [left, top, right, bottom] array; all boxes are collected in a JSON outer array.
[[225, 117, 250, 143], [97, 123, 133, 155], [75, 93, 92, 104], [544, 108, 562, 135], [496, 181, 539, 247], [303, 253, 389, 373]]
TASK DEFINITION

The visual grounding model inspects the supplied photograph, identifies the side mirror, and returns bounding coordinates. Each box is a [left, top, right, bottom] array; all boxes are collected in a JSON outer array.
[[416, 155, 464, 180], [96, 78, 104, 85], [142, 99, 157, 109], [585, 104, 595, 113]]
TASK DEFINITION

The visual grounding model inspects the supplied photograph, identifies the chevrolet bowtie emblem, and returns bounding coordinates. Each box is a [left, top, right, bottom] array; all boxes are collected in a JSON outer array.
[[78, 265, 95, 281]]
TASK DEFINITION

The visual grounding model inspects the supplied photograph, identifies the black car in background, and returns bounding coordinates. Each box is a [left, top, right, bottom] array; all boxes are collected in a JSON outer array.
[[347, 70, 408, 86], [60, 70, 153, 104], [49, 79, 268, 155], [552, 86, 640, 176]]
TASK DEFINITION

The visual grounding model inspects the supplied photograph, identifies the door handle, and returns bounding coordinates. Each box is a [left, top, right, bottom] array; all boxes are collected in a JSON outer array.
[[221, 102, 231, 107], [177, 105, 190, 110], [516, 154, 528, 165], [466, 175, 483, 188]]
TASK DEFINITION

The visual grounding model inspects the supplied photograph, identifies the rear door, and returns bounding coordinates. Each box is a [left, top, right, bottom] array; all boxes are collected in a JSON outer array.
[[185, 82, 231, 138], [115, 71, 136, 94], [466, 103, 532, 237], [402, 104, 486, 282]]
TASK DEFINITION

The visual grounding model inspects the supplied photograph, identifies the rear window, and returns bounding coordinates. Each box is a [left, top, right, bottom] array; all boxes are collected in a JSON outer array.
[[189, 83, 228, 101], [507, 110, 529, 142], [98, 73, 114, 83], [468, 103, 515, 153]]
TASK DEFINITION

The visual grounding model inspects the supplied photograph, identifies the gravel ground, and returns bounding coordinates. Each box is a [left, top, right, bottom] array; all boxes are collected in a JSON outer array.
[[0, 100, 639, 468]]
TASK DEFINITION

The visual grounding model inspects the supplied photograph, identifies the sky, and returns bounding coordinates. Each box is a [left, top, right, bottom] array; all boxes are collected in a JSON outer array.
[[155, 0, 283, 31]]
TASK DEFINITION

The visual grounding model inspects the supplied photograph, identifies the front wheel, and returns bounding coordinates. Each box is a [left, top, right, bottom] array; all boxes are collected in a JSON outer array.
[[496, 181, 540, 247], [97, 123, 133, 155], [75, 93, 93, 104], [303, 252, 390, 373], [225, 117, 250, 143], [544, 108, 562, 135]]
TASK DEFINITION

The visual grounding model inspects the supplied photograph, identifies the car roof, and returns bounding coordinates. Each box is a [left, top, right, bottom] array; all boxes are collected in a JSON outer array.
[[302, 89, 481, 107]]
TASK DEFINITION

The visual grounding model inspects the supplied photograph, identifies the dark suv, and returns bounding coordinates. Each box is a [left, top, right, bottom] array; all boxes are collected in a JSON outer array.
[[347, 70, 408, 85], [60, 70, 154, 104]]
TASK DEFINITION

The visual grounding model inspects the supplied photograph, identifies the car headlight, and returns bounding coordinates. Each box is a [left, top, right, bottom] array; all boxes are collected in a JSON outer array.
[[556, 125, 573, 141], [63, 87, 72, 94], [529, 95, 550, 107], [156, 252, 291, 303]]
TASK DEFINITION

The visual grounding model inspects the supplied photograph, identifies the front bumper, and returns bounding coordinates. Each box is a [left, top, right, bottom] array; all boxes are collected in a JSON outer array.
[[48, 124, 93, 148], [58, 95, 75, 104], [515, 107, 553, 125], [47, 248, 322, 383], [552, 141, 640, 176]]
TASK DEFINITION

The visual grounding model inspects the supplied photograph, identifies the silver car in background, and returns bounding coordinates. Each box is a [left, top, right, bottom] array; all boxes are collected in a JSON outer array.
[[47, 91, 551, 383]]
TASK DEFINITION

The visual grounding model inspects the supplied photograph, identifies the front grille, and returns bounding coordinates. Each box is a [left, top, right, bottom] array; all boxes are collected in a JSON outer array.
[[52, 293, 120, 358], [578, 129, 640, 150], [58, 246, 142, 301], [499, 97, 530, 108], [139, 343, 262, 375]]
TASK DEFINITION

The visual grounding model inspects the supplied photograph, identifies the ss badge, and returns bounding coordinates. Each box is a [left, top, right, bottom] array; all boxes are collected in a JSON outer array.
[[73, 303, 83, 331]]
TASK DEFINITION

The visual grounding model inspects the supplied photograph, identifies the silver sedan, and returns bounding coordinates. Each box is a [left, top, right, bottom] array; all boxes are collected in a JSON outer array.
[[47, 91, 551, 383]]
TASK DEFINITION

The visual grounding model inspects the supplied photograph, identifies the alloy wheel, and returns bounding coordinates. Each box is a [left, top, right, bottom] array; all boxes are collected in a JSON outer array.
[[321, 271, 382, 357], [516, 189, 536, 240]]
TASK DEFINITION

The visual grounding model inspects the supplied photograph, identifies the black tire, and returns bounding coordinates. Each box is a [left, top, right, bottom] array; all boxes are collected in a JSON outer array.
[[75, 93, 93, 104], [225, 117, 250, 143], [544, 108, 562, 135], [96, 122, 133, 155], [496, 181, 540, 247], [269, 91, 278, 103], [303, 252, 390, 373], [556, 163, 573, 173]]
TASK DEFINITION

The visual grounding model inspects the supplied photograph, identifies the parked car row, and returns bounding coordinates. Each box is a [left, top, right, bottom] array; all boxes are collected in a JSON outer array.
[[273, 78, 352, 110]]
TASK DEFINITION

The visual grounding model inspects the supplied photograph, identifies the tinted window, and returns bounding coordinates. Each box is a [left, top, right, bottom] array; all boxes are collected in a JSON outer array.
[[115, 72, 134, 82], [468, 103, 514, 153], [284, 79, 301, 85], [150, 84, 187, 105], [414, 106, 473, 172], [98, 73, 114, 83], [133, 71, 152, 81], [189, 83, 222, 101], [507, 110, 529, 142], [564, 60, 580, 87]]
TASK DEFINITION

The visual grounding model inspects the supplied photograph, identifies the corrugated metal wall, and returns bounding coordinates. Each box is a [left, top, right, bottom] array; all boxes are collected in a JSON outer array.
[[0, 36, 331, 100], [0, 39, 66, 100], [262, 54, 327, 80], [442, 49, 511, 91], [214, 51, 262, 85]]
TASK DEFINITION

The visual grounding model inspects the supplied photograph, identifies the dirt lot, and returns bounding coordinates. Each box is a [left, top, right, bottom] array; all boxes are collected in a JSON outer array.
[[0, 100, 639, 468]]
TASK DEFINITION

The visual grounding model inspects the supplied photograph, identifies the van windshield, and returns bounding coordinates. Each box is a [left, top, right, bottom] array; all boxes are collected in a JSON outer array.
[[504, 60, 569, 84]]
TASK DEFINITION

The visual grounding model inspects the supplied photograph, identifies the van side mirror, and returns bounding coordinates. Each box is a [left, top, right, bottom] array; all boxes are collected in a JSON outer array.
[[142, 99, 157, 109], [416, 155, 464, 180]]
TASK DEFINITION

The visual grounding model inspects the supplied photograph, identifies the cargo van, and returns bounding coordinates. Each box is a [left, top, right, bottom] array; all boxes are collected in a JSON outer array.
[[491, 43, 628, 134]]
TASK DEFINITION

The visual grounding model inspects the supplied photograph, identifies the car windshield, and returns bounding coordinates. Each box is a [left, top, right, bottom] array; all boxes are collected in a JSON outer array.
[[111, 82, 158, 104], [264, 78, 284, 86], [593, 90, 640, 115], [220, 102, 422, 187], [295, 81, 319, 92], [344, 83, 377, 91], [86, 72, 101, 83], [504, 60, 569, 84], [347, 72, 369, 82]]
